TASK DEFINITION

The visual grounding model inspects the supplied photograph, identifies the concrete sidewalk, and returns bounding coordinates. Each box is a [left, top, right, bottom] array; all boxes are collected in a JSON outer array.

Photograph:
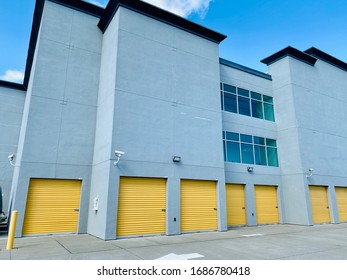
[[1, 223, 347, 260]]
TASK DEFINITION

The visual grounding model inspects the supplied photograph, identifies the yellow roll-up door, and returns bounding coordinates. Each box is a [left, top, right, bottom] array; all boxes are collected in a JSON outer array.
[[181, 180, 217, 232], [309, 185, 330, 224], [226, 184, 246, 226], [23, 179, 81, 235], [117, 177, 166, 237], [336, 187, 347, 222], [254, 185, 279, 224]]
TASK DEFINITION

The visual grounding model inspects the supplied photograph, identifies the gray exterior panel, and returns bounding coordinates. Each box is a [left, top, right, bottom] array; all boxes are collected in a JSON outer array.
[[3, 0, 347, 240]]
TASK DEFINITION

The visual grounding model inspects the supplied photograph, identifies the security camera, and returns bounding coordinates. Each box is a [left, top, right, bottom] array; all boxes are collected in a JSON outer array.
[[306, 168, 313, 178], [8, 154, 15, 161], [8, 153, 16, 166], [114, 150, 125, 166], [115, 150, 125, 156]]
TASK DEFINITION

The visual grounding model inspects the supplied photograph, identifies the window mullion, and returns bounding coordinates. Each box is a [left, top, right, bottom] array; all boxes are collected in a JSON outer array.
[[252, 137, 256, 165], [264, 143, 269, 166]]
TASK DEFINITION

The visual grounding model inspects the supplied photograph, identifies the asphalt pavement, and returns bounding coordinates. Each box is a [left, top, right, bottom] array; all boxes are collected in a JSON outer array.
[[1, 223, 347, 260]]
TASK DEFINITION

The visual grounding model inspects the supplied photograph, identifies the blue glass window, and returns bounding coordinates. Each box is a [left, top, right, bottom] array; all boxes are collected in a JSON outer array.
[[240, 134, 252, 143], [241, 143, 254, 164], [226, 141, 241, 163], [223, 130, 279, 168], [224, 93, 237, 113], [267, 147, 279, 167], [254, 145, 267, 165], [223, 84, 236, 93], [264, 103, 275, 121], [238, 96, 251, 116], [251, 99, 263, 119], [221, 83, 275, 122], [226, 132, 239, 141]]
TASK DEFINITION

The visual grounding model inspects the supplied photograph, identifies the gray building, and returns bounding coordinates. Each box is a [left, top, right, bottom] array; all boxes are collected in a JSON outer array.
[[0, 0, 346, 240]]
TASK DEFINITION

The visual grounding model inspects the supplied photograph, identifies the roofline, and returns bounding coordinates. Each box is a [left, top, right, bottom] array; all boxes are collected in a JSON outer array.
[[219, 58, 272, 81], [12, 0, 225, 92], [305, 47, 347, 72], [23, 0, 45, 90], [261, 46, 317, 66], [0, 80, 26, 91], [49, 0, 104, 17], [98, 0, 227, 44], [20, 0, 105, 91]]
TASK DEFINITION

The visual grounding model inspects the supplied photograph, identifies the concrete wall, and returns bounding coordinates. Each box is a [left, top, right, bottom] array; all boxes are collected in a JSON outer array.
[[290, 59, 347, 179], [220, 64, 282, 225], [0, 86, 25, 214], [88, 9, 121, 240], [269, 55, 347, 225], [11, 1, 102, 236], [291, 58, 347, 224], [268, 57, 310, 225], [88, 7, 226, 240]]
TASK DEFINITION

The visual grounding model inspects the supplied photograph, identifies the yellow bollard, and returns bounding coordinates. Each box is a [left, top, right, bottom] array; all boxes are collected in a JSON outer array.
[[6, 210, 18, 250]]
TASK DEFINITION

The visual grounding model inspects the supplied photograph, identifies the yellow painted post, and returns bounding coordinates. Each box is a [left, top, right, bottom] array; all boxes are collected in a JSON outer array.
[[6, 210, 18, 250]]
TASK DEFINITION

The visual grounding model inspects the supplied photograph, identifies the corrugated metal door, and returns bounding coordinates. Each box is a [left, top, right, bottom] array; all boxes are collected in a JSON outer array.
[[254, 185, 279, 224], [181, 180, 217, 232], [336, 187, 347, 222], [117, 177, 166, 237], [309, 185, 330, 224], [226, 184, 246, 226], [23, 179, 81, 235]]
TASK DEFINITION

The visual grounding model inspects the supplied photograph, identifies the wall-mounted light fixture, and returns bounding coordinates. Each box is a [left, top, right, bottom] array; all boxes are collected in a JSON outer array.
[[114, 150, 125, 166], [306, 168, 313, 178], [172, 156, 181, 163], [247, 166, 254, 173]]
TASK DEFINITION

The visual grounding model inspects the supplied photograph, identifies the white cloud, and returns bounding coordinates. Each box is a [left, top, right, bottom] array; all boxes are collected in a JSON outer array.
[[86, 0, 213, 18], [87, 0, 107, 7], [142, 0, 213, 18], [0, 70, 24, 83]]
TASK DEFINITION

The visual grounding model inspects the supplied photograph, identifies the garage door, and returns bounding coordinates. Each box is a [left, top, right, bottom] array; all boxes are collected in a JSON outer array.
[[254, 185, 279, 224], [226, 184, 246, 226], [335, 187, 347, 222], [309, 185, 330, 224], [117, 177, 166, 237], [181, 180, 217, 232], [23, 179, 81, 235]]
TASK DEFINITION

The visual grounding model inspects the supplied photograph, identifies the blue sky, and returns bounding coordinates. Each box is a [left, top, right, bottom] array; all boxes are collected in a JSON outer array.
[[1, 0, 346, 83]]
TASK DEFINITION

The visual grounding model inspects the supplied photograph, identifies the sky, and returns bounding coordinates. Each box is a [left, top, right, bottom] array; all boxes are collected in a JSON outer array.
[[1, 0, 347, 83]]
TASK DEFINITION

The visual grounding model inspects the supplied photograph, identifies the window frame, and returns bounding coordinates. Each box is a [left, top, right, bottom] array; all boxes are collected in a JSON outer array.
[[221, 83, 275, 122], [223, 131, 279, 167]]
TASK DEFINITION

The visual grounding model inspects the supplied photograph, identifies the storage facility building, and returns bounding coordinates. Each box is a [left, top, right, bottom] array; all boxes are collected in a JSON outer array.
[[1, 0, 347, 240]]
